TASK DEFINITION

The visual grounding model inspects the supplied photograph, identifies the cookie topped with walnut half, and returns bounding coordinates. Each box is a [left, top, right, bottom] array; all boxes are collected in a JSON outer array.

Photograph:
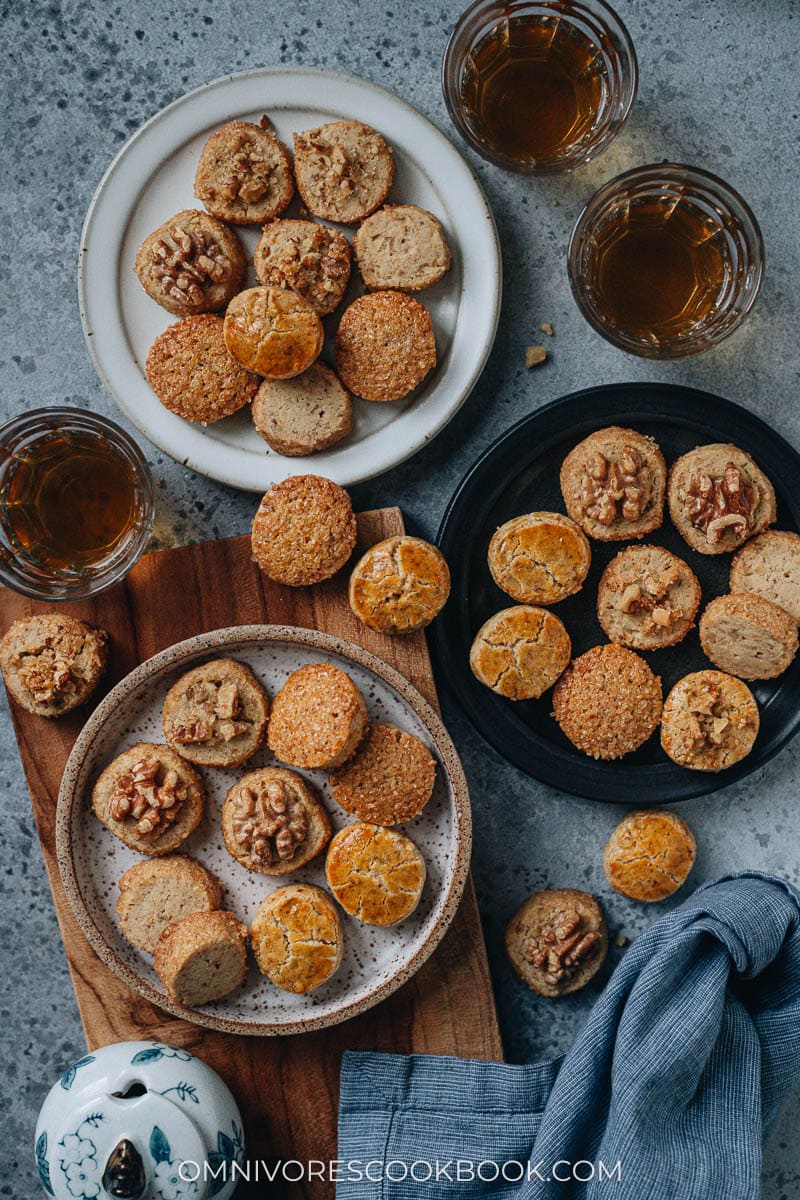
[[505, 888, 608, 997], [560, 426, 666, 542], [222, 767, 332, 876], [134, 209, 246, 317], [194, 118, 295, 225], [668, 443, 776, 556]]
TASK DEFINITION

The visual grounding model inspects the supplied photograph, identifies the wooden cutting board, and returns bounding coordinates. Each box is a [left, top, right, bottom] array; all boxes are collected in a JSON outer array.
[[2, 508, 503, 1198]]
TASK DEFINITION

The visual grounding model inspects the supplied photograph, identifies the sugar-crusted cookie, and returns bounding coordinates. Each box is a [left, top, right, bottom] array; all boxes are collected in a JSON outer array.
[[469, 605, 571, 700], [134, 209, 245, 317], [251, 363, 353, 457], [487, 512, 591, 605], [224, 285, 324, 378], [730, 530, 800, 623], [0, 613, 107, 718], [505, 888, 607, 998], [293, 120, 394, 224], [325, 822, 426, 926], [251, 474, 357, 586], [348, 535, 451, 634], [254, 219, 352, 315], [354, 205, 451, 292], [145, 315, 259, 425], [154, 910, 249, 1006], [328, 723, 436, 825], [194, 118, 294, 225], [92, 743, 205, 856], [552, 644, 662, 760], [699, 592, 798, 680], [250, 884, 343, 994], [116, 855, 223, 954], [222, 767, 332, 876], [668, 444, 776, 556], [335, 291, 436, 402], [560, 427, 666, 541], [162, 658, 269, 768], [661, 670, 759, 772], [597, 544, 701, 650], [267, 662, 368, 770], [603, 810, 696, 902]]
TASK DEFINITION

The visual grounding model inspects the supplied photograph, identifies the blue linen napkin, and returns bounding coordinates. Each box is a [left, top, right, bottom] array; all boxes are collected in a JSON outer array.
[[337, 872, 800, 1199]]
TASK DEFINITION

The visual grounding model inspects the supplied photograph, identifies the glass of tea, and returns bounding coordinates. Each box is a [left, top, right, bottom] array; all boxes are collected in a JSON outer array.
[[568, 163, 764, 358], [442, 0, 637, 173], [0, 407, 155, 600]]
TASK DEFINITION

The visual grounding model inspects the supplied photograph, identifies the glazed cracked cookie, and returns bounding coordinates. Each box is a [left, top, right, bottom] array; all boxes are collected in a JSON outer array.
[[162, 659, 269, 768], [325, 822, 426, 926], [194, 118, 294, 225], [251, 474, 357, 586], [354, 205, 451, 292], [92, 743, 205, 856], [487, 512, 591, 605], [145, 315, 259, 425], [469, 606, 571, 700], [731, 531, 800, 623], [552, 644, 662, 760], [154, 910, 249, 1007], [251, 363, 353, 457], [334, 291, 436, 402], [505, 889, 607, 998], [661, 670, 759, 771], [293, 120, 394, 224], [699, 592, 798, 680], [250, 884, 343, 994], [597, 545, 701, 650], [603, 810, 696, 902], [267, 662, 368, 770], [0, 613, 107, 717], [116, 855, 223, 955], [134, 209, 246, 317], [328, 723, 436, 825], [254, 219, 352, 315], [222, 767, 332, 876], [224, 285, 324, 379], [560, 427, 666, 541], [668, 444, 776, 555], [348, 535, 451, 634]]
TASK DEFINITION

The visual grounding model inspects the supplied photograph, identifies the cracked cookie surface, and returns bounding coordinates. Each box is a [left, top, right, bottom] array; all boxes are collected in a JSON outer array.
[[250, 883, 343, 993], [0, 613, 107, 718], [92, 742, 205, 856], [603, 810, 696, 901], [487, 511, 591, 605], [730, 530, 800, 623], [162, 658, 269, 768], [469, 605, 571, 700], [597, 544, 701, 650], [349, 535, 451, 634], [222, 766, 332, 875], [661, 669, 759, 771], [505, 888, 608, 997], [326, 822, 426, 926], [328, 722, 436, 825], [267, 662, 368, 770], [553, 643, 662, 760], [293, 120, 394, 224], [224, 285, 324, 378], [194, 118, 294, 225], [560, 426, 666, 542], [135, 208, 246, 316]]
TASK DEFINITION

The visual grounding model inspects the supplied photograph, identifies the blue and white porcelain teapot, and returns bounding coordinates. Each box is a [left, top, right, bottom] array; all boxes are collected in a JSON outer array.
[[35, 1041, 245, 1200]]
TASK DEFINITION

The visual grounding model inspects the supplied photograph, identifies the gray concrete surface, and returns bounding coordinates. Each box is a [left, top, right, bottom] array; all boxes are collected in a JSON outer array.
[[2, 0, 799, 1194]]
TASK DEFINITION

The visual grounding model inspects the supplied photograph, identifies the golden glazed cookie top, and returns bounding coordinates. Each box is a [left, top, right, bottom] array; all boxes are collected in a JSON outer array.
[[487, 512, 591, 605], [602, 810, 696, 902], [224, 285, 324, 378], [349, 535, 451, 634], [325, 822, 426, 926], [250, 883, 343, 994]]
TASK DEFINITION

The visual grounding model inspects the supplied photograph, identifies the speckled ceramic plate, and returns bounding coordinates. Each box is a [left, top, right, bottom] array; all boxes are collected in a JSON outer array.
[[56, 625, 471, 1036], [78, 67, 501, 491]]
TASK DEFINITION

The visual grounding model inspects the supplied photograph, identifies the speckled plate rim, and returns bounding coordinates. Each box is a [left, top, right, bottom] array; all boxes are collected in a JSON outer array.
[[55, 624, 472, 1037], [78, 65, 501, 491]]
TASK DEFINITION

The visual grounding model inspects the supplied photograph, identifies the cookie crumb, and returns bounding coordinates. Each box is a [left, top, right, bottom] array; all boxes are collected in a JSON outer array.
[[540, 322, 555, 336], [525, 345, 547, 368], [613, 933, 628, 948]]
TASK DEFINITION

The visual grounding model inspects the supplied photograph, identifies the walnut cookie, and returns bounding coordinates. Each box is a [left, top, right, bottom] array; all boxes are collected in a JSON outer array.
[[251, 474, 357, 587], [668, 443, 776, 555], [487, 512, 591, 606], [92, 743, 204, 856], [560, 427, 666, 542], [250, 883, 343, 994], [325, 822, 426, 926], [505, 888, 608, 998], [348, 535, 451, 635], [469, 605, 571, 701], [224, 285, 324, 379], [222, 767, 332, 876], [552, 644, 662, 761], [730, 530, 800, 623], [597, 545, 701, 651], [292, 120, 394, 224], [145, 316, 259, 425], [328, 722, 436, 826], [254, 219, 352, 316], [194, 118, 294, 225], [135, 209, 245, 317], [699, 592, 798, 680], [661, 670, 759, 772], [0, 613, 107, 718], [162, 659, 270, 768], [335, 291, 436, 403], [603, 810, 696, 902]]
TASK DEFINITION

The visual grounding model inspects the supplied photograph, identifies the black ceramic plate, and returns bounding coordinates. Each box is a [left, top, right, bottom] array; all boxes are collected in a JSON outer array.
[[432, 383, 800, 802]]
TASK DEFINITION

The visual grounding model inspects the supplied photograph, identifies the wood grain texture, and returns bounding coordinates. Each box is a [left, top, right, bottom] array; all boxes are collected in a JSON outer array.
[[1, 509, 502, 1198]]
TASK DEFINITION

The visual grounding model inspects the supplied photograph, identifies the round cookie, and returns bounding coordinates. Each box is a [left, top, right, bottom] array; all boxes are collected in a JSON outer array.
[[348, 535, 451, 634], [251, 363, 353, 456], [597, 545, 701, 650], [154, 910, 248, 1007], [292, 120, 394, 224], [0, 613, 107, 718], [603, 810, 696, 902], [505, 889, 607, 998], [560, 427, 666, 541], [699, 592, 798, 680], [222, 767, 332, 876], [487, 512, 591, 605], [552, 644, 662, 760], [469, 606, 571, 701], [254, 219, 352, 315], [116, 855, 223, 955], [146, 315, 259, 425], [731, 530, 800, 623], [134, 209, 245, 317], [661, 670, 759, 772], [267, 662, 368, 770], [91, 743, 205, 856], [162, 658, 269, 768], [328, 723, 436, 825], [334, 291, 436, 402], [668, 443, 776, 556], [194, 118, 294, 225], [354, 205, 451, 292], [325, 823, 426, 926], [224, 285, 324, 379], [251, 474, 357, 587], [250, 884, 343, 994]]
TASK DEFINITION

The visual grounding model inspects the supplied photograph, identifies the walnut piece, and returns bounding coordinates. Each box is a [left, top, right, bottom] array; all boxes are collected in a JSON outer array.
[[617, 561, 681, 625], [168, 682, 248, 745], [685, 462, 755, 544], [109, 757, 187, 838], [21, 656, 72, 703], [680, 678, 748, 750], [581, 447, 648, 526], [523, 907, 601, 986], [232, 778, 308, 866], [150, 224, 232, 306]]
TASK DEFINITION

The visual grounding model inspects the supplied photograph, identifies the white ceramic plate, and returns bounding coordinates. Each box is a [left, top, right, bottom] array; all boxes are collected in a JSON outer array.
[[79, 68, 501, 491], [56, 626, 471, 1036]]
